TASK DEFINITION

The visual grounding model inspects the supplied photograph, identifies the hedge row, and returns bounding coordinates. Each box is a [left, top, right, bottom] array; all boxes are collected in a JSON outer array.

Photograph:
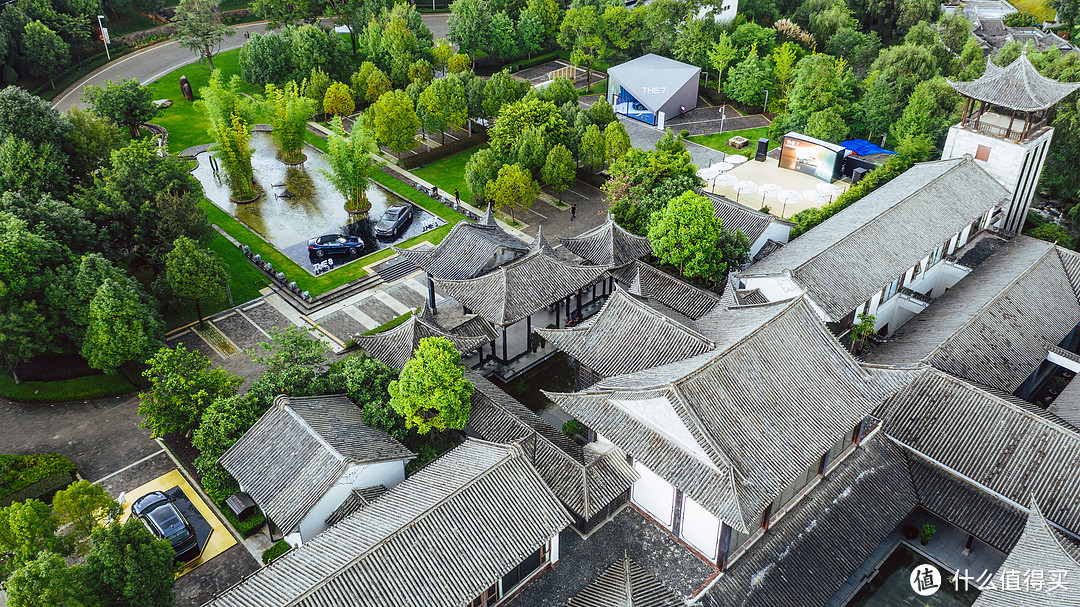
[[261, 539, 292, 564], [0, 454, 78, 505]]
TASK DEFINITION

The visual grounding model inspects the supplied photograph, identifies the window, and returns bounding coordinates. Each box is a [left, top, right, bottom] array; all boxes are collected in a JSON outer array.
[[911, 261, 922, 281], [883, 276, 901, 301], [975, 145, 991, 162], [761, 503, 773, 530], [470, 584, 498, 607], [501, 545, 548, 596]]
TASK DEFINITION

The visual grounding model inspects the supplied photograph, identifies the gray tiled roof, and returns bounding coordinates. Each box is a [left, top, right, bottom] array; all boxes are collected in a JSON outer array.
[[324, 485, 387, 527], [949, 54, 1080, 112], [393, 218, 529, 280], [1050, 375, 1080, 428], [566, 555, 683, 607], [558, 217, 652, 267], [466, 371, 637, 521], [877, 369, 1080, 534], [752, 239, 784, 262], [353, 304, 494, 369], [904, 451, 1027, 552], [219, 395, 414, 533], [536, 288, 715, 378], [614, 261, 722, 320], [702, 437, 918, 607], [743, 157, 1008, 321], [704, 193, 794, 244], [868, 237, 1080, 393], [547, 298, 890, 532], [205, 439, 572, 607], [971, 499, 1080, 607], [434, 229, 612, 326]]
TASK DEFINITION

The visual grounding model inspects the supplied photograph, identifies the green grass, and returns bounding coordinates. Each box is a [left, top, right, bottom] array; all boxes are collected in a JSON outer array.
[[219, 500, 265, 538], [143, 48, 263, 153], [0, 373, 135, 403], [163, 232, 270, 329], [362, 311, 414, 335], [411, 145, 486, 201], [687, 127, 776, 157], [262, 540, 292, 564], [1010, 0, 1056, 22], [579, 79, 608, 96]]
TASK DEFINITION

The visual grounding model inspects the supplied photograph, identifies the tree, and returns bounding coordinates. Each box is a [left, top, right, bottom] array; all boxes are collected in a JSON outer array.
[[772, 42, 799, 103], [708, 33, 737, 91], [558, 4, 605, 88], [578, 123, 605, 171], [322, 116, 378, 213], [165, 236, 230, 325], [1029, 222, 1074, 249], [0, 86, 72, 152], [447, 52, 471, 74], [587, 97, 616, 126], [447, 0, 492, 57], [265, 81, 317, 163], [0, 136, 70, 200], [82, 79, 160, 139], [647, 190, 727, 284], [300, 66, 332, 108], [0, 499, 66, 579], [464, 147, 501, 202], [251, 0, 314, 26], [431, 38, 454, 74], [341, 353, 404, 440], [193, 394, 262, 501], [203, 73, 256, 200], [364, 89, 420, 160], [247, 325, 339, 406], [66, 107, 125, 182], [488, 97, 567, 161], [82, 518, 177, 607], [541, 144, 576, 203], [487, 10, 519, 59], [388, 336, 474, 434], [174, 0, 233, 72], [139, 343, 242, 437], [351, 62, 391, 104], [725, 51, 774, 108], [239, 32, 296, 86], [323, 81, 355, 117], [673, 17, 715, 68], [482, 69, 529, 118], [805, 108, 849, 142], [850, 312, 876, 353], [604, 120, 630, 161], [1051, 0, 1078, 29], [418, 76, 467, 145], [517, 7, 545, 59], [52, 481, 120, 547], [82, 278, 164, 373], [408, 58, 433, 85], [5, 551, 89, 607], [539, 77, 577, 108], [485, 163, 539, 221], [21, 21, 67, 90]]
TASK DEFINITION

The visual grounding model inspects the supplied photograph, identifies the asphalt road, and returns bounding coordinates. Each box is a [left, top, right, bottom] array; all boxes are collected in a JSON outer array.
[[52, 14, 451, 114]]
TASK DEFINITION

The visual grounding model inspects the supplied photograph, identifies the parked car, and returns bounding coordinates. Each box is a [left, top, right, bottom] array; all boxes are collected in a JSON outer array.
[[131, 491, 199, 561], [375, 204, 413, 238], [308, 233, 363, 258]]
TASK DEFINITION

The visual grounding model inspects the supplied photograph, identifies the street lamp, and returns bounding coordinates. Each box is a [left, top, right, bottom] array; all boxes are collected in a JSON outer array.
[[719, 106, 726, 133], [762, 88, 769, 114], [97, 15, 110, 61]]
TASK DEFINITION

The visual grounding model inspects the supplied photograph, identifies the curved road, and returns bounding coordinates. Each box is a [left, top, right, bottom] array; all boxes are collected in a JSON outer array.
[[52, 14, 450, 113]]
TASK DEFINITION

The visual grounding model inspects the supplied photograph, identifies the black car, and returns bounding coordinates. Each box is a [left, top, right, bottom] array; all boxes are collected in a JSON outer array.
[[308, 233, 363, 258], [374, 204, 413, 239], [131, 491, 199, 561]]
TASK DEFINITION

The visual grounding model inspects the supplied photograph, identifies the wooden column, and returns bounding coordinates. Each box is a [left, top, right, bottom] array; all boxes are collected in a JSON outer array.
[[526, 315, 532, 352], [426, 273, 437, 311], [1006, 110, 1016, 139], [1021, 111, 1032, 141], [554, 299, 560, 328], [502, 327, 508, 364]]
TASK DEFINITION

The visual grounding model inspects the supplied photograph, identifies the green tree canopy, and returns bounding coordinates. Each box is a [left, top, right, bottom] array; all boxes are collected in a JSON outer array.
[[247, 325, 339, 406], [517, 7, 545, 58], [0, 85, 72, 152], [647, 190, 728, 284], [21, 21, 67, 90], [482, 69, 530, 118], [485, 162, 539, 221], [0, 499, 66, 579], [82, 277, 164, 373], [724, 50, 774, 108], [418, 75, 467, 145], [364, 88, 420, 159], [138, 343, 242, 438], [342, 353, 404, 440], [82, 518, 177, 607], [541, 143, 576, 203], [239, 32, 296, 86], [464, 147, 501, 203], [52, 480, 121, 547], [323, 81, 355, 117], [82, 79, 160, 139], [265, 81, 317, 163], [193, 394, 262, 500], [175, 0, 233, 72], [165, 235, 230, 324], [578, 123, 605, 171], [0, 135, 70, 201], [322, 116, 378, 213], [447, 0, 492, 57], [489, 97, 567, 162], [604, 120, 630, 161], [388, 336, 473, 434], [5, 551, 89, 607]]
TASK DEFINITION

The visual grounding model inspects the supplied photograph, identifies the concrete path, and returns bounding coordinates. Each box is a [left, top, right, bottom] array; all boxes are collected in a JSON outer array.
[[617, 113, 729, 169]]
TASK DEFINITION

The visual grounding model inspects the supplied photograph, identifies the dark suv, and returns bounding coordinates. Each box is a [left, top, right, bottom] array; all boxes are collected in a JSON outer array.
[[374, 204, 413, 238], [131, 491, 199, 562]]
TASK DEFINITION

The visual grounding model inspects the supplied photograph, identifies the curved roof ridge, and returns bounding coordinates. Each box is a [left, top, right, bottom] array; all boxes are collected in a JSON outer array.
[[947, 54, 1080, 111]]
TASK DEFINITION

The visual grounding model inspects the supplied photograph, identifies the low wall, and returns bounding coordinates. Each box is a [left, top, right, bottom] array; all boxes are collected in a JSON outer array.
[[400, 123, 488, 169]]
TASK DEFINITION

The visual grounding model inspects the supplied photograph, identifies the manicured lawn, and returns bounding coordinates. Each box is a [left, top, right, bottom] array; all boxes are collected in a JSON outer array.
[[1010, 0, 1056, 22], [687, 127, 777, 157], [143, 49, 263, 153], [579, 79, 608, 96], [163, 232, 270, 329], [0, 373, 135, 403], [411, 145, 486, 201]]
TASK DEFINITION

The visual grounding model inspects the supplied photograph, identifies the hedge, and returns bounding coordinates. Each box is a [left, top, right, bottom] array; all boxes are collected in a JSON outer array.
[[261, 539, 292, 564], [0, 454, 78, 505], [219, 499, 266, 538]]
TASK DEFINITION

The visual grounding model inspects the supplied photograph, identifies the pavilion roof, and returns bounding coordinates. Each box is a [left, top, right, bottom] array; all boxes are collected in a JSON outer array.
[[948, 53, 1080, 112], [352, 304, 495, 369], [613, 261, 722, 320], [566, 555, 683, 607], [393, 207, 529, 280], [433, 228, 612, 326], [545, 298, 895, 532], [558, 217, 653, 267]]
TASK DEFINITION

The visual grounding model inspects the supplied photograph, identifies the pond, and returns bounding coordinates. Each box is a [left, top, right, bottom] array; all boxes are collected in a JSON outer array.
[[847, 546, 980, 607], [194, 132, 446, 274]]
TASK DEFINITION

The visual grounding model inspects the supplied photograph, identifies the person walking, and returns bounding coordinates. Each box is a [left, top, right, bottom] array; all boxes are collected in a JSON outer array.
[[454, 189, 459, 207], [570, 204, 577, 221]]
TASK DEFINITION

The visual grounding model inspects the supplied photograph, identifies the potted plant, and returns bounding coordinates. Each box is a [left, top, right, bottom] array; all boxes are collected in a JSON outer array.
[[903, 525, 919, 540], [850, 312, 877, 354], [530, 333, 546, 352], [919, 524, 936, 546]]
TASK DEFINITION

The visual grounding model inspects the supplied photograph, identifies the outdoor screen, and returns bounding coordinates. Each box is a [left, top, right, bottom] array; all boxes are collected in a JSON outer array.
[[778, 135, 842, 182]]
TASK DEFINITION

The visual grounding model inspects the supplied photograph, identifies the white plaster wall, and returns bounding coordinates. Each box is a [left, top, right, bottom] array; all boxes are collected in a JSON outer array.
[[680, 495, 720, 560], [296, 460, 407, 544], [631, 461, 675, 527], [762, 220, 794, 246], [740, 275, 806, 305]]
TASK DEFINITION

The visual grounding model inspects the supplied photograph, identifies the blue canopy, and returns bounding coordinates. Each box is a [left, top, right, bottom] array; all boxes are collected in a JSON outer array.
[[841, 139, 896, 157]]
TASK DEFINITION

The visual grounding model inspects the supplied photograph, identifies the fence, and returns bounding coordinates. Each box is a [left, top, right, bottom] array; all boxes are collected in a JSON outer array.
[[399, 122, 488, 169]]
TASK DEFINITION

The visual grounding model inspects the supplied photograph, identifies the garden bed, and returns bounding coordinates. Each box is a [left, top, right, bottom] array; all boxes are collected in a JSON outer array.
[[0, 373, 136, 404], [0, 454, 77, 506]]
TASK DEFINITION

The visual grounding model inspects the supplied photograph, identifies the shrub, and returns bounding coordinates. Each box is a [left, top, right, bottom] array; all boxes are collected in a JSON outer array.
[[1028, 222, 1075, 250], [219, 500, 265, 538], [0, 454, 77, 504], [562, 419, 586, 438], [261, 540, 291, 564]]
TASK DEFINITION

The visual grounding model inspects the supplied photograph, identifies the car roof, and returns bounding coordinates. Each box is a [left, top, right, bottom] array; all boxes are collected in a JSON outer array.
[[144, 500, 188, 537], [132, 491, 168, 512]]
